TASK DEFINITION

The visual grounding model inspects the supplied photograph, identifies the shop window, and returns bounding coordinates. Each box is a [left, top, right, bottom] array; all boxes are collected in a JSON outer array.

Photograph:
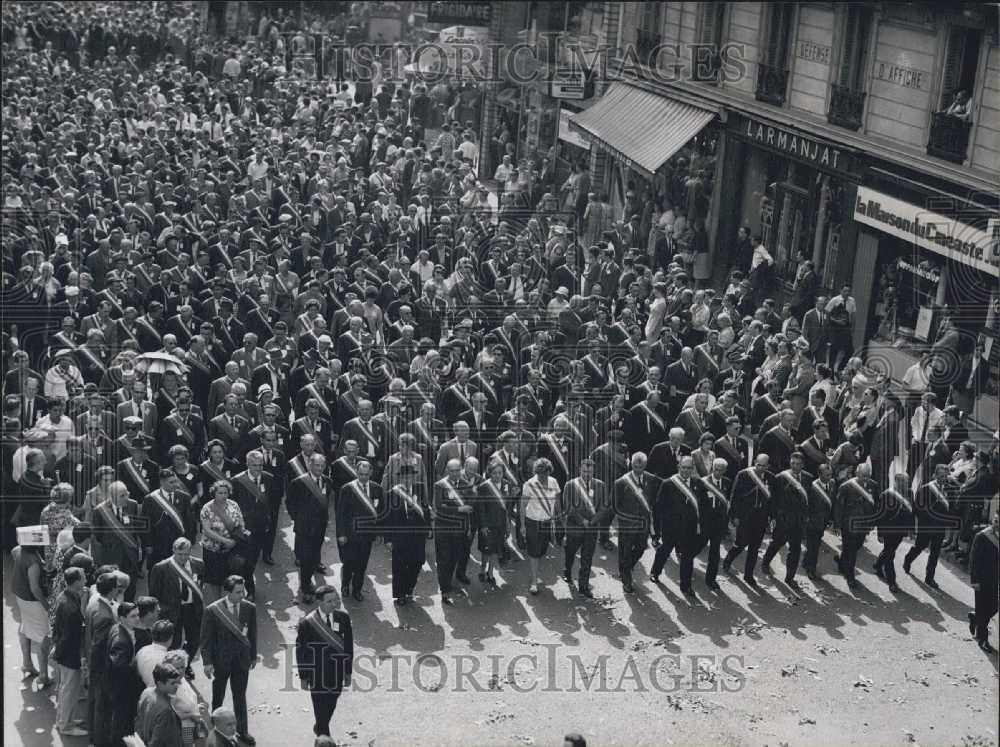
[[928, 26, 980, 163], [693, 4, 725, 83], [828, 5, 872, 130], [756, 3, 795, 105]]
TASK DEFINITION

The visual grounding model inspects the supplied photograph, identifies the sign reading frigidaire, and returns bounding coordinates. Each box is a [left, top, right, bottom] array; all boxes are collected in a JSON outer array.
[[729, 113, 857, 178], [426, 2, 492, 26]]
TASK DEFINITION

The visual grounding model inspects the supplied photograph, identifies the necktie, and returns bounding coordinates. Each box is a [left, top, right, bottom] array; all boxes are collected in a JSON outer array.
[[920, 410, 929, 443], [459, 443, 465, 463], [326, 614, 333, 629]]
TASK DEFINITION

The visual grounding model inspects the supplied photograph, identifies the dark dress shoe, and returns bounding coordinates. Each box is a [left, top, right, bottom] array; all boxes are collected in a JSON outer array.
[[622, 582, 635, 594], [873, 563, 884, 579], [262, 556, 275, 566], [968, 612, 976, 636], [744, 576, 760, 589], [394, 597, 408, 606], [888, 583, 900, 593], [705, 580, 721, 592], [442, 594, 454, 605], [600, 540, 615, 552], [979, 640, 996, 654], [902, 559, 912, 575], [649, 573, 661, 584], [316, 563, 327, 573], [185, 666, 195, 681], [456, 574, 471, 585], [478, 572, 487, 582], [352, 590, 364, 601], [924, 578, 939, 590], [578, 585, 594, 598], [786, 579, 800, 590], [680, 586, 695, 596], [340, 587, 350, 598]]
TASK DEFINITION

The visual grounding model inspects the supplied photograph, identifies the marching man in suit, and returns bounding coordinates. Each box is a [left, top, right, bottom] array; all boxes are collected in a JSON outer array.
[[288, 453, 336, 604], [695, 457, 732, 592], [201, 575, 258, 746], [598, 452, 661, 594], [295, 585, 354, 737], [148, 537, 204, 676], [722, 453, 774, 589], [336, 460, 384, 602], [761, 451, 813, 589], [558, 457, 607, 598]]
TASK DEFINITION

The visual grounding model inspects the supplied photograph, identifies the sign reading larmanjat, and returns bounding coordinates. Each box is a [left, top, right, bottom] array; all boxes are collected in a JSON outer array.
[[728, 113, 857, 178]]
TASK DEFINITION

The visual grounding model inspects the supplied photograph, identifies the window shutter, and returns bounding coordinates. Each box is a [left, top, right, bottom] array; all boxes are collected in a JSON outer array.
[[839, 8, 858, 87], [941, 27, 966, 107], [701, 5, 721, 45]]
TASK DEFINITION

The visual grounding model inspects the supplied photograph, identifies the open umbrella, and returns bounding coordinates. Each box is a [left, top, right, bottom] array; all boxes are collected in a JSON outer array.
[[136, 351, 187, 376]]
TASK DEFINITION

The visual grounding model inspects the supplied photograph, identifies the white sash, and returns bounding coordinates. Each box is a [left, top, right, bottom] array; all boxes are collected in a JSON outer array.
[[439, 479, 466, 508], [306, 610, 346, 652], [122, 459, 151, 495], [544, 433, 571, 476], [781, 470, 809, 500], [624, 472, 652, 514], [304, 383, 332, 418], [353, 419, 380, 451], [97, 502, 139, 552], [640, 403, 665, 431], [812, 481, 832, 506], [746, 469, 771, 498], [170, 557, 203, 602], [150, 490, 186, 535], [526, 478, 556, 519], [337, 458, 358, 480], [670, 475, 699, 507], [451, 386, 473, 412], [350, 481, 379, 517], [483, 480, 508, 512], [393, 485, 424, 518], [700, 477, 727, 503], [572, 479, 597, 516]]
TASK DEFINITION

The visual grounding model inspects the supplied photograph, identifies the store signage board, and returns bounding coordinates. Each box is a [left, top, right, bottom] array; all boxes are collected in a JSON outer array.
[[550, 69, 586, 100], [427, 2, 492, 26], [729, 113, 856, 178], [854, 186, 1000, 278], [558, 106, 590, 150]]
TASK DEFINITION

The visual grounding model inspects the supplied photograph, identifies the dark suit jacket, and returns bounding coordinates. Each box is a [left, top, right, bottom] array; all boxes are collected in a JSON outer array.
[[287, 472, 335, 536], [200, 598, 257, 671], [148, 556, 206, 623], [295, 609, 354, 693], [336, 479, 384, 541], [600, 471, 661, 534], [646, 441, 691, 480]]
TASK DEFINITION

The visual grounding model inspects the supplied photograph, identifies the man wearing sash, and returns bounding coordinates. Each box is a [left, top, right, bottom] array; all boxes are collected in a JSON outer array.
[[714, 416, 748, 484], [292, 398, 335, 458], [836, 462, 878, 589], [598, 452, 660, 594], [537, 417, 578, 487], [142, 469, 198, 566], [115, 432, 159, 506], [798, 418, 832, 478], [625, 390, 670, 455], [208, 394, 251, 458], [385, 464, 430, 604], [336, 460, 384, 602], [289, 453, 336, 604], [762, 452, 813, 589], [232, 451, 281, 597], [340, 400, 387, 480], [433, 459, 475, 604], [159, 395, 207, 464], [694, 457, 732, 592], [874, 472, 914, 593], [759, 409, 799, 474], [149, 537, 204, 671], [650, 456, 702, 594], [722, 454, 774, 589], [903, 462, 953, 590], [91, 479, 142, 601], [201, 575, 257, 745], [558, 458, 606, 597], [803, 462, 837, 580], [675, 393, 712, 451], [295, 585, 354, 737]]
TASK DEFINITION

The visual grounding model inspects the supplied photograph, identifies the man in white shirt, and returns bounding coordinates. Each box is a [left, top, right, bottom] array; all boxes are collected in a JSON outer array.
[[908, 392, 944, 478], [136, 620, 175, 687], [44, 350, 84, 400]]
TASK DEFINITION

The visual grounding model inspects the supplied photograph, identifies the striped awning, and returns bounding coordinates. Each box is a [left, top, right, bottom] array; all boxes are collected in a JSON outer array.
[[569, 83, 716, 178]]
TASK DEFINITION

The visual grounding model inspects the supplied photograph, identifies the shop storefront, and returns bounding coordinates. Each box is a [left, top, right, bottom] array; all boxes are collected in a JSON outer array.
[[720, 113, 861, 293], [852, 184, 1000, 429], [568, 82, 720, 250]]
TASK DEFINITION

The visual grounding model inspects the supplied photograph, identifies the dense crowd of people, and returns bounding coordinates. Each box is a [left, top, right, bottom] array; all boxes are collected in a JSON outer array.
[[2, 2, 998, 745]]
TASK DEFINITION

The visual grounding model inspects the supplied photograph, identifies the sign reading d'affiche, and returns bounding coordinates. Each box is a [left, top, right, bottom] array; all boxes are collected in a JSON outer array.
[[854, 186, 1000, 277]]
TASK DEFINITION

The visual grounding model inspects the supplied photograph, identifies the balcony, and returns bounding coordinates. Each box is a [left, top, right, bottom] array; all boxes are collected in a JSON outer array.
[[926, 112, 972, 164], [827, 84, 867, 130], [636, 30, 663, 68], [755, 62, 789, 106]]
